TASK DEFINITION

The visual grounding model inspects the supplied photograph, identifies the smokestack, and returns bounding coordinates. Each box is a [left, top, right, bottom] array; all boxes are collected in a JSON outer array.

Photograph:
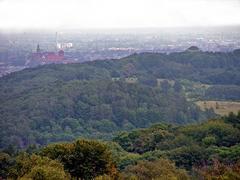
[[55, 32, 58, 50]]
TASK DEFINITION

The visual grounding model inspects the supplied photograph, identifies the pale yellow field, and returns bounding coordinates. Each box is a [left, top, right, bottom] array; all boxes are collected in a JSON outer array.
[[196, 101, 240, 116]]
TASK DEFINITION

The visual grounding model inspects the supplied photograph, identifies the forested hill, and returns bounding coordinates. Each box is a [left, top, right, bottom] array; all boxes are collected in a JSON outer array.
[[1, 49, 240, 149]]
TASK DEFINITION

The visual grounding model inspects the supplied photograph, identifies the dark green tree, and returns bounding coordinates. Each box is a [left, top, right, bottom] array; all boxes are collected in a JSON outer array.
[[41, 139, 117, 180]]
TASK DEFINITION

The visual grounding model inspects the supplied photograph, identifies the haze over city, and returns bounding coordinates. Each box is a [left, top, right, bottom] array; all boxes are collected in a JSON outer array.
[[0, 0, 240, 29]]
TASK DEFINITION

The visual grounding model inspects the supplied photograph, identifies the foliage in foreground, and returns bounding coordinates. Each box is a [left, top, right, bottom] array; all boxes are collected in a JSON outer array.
[[121, 159, 189, 180], [40, 139, 117, 180], [195, 160, 240, 180], [8, 153, 69, 180], [1, 113, 240, 179]]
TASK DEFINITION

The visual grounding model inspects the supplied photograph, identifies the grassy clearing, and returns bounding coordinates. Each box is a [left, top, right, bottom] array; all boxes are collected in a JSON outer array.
[[196, 100, 240, 116]]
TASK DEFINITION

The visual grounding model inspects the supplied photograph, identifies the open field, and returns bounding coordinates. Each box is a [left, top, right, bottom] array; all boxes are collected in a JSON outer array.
[[196, 100, 240, 116]]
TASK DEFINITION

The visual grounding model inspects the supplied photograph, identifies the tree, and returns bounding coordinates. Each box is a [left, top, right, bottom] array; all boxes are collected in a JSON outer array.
[[167, 145, 207, 170], [8, 153, 69, 180], [161, 80, 171, 94], [0, 152, 13, 179], [224, 111, 240, 129], [173, 81, 182, 93], [195, 160, 240, 180], [122, 158, 189, 180], [123, 63, 136, 77], [41, 139, 117, 180]]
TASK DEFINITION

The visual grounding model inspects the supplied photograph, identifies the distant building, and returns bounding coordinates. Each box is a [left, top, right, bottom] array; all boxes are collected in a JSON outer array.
[[186, 46, 201, 52], [31, 47, 64, 62], [28, 44, 75, 66], [125, 77, 138, 84], [36, 44, 41, 53], [112, 77, 121, 81], [57, 42, 73, 49]]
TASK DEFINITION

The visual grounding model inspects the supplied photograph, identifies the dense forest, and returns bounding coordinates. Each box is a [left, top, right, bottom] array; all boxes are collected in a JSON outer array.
[[0, 49, 240, 149], [1, 113, 240, 179]]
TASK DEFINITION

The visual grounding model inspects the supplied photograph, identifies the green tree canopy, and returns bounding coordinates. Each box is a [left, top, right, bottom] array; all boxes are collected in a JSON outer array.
[[8, 153, 69, 180], [121, 158, 189, 180], [41, 139, 117, 180]]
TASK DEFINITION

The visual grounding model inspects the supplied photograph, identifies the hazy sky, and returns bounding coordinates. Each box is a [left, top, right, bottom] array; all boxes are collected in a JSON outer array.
[[0, 0, 240, 29]]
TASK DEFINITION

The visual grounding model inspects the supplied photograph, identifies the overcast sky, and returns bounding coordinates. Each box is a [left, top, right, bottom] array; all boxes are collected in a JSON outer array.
[[0, 0, 240, 29]]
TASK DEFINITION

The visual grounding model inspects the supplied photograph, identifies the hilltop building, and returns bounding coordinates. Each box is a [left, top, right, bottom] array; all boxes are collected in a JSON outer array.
[[186, 46, 201, 52], [27, 44, 74, 66], [31, 44, 65, 62]]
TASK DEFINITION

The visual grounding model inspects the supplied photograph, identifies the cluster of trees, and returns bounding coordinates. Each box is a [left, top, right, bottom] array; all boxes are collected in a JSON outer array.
[[1, 153, 69, 180], [0, 139, 116, 180], [121, 159, 189, 179], [1, 113, 239, 179], [205, 85, 240, 101], [113, 112, 240, 172], [195, 160, 240, 179], [0, 78, 212, 149]]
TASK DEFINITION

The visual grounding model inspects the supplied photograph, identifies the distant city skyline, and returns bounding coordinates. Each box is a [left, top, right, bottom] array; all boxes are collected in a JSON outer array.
[[0, 0, 240, 29]]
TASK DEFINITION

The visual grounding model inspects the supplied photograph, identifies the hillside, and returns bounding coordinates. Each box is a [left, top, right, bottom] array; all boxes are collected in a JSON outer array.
[[0, 50, 240, 149]]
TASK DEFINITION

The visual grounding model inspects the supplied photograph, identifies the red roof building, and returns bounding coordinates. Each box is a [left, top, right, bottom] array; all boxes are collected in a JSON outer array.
[[31, 45, 65, 63]]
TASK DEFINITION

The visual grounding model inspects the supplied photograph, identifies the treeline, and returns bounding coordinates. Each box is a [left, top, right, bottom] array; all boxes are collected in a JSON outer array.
[[1, 113, 240, 179], [205, 85, 240, 101], [0, 80, 212, 149]]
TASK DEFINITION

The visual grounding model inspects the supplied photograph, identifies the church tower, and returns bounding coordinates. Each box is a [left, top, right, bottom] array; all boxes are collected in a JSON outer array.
[[36, 44, 41, 53]]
